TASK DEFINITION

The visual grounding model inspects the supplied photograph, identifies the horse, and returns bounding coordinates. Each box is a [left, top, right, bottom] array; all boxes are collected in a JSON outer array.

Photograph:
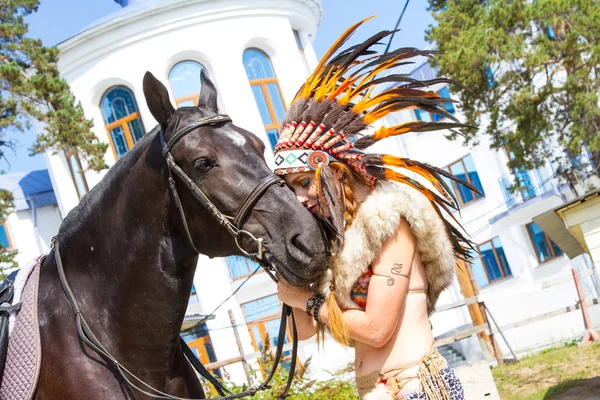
[[33, 71, 328, 399]]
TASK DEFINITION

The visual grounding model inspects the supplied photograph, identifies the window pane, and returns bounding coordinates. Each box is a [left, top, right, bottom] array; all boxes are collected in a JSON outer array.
[[241, 295, 280, 323], [226, 255, 259, 280], [109, 126, 129, 159], [243, 49, 275, 80], [527, 223, 551, 261], [128, 118, 145, 143], [0, 225, 10, 249], [450, 160, 475, 204], [492, 237, 512, 277], [463, 155, 485, 198], [251, 85, 273, 125], [515, 167, 535, 200], [528, 223, 562, 262], [551, 241, 563, 258], [469, 251, 489, 287], [266, 129, 279, 151], [168, 61, 203, 101], [415, 109, 431, 122], [101, 86, 139, 124], [479, 242, 502, 281], [266, 83, 286, 122]]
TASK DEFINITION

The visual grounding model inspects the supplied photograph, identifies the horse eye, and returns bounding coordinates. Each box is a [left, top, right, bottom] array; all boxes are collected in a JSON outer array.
[[194, 157, 214, 173]]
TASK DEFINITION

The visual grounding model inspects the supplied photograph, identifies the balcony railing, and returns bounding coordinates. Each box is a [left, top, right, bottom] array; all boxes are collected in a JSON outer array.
[[498, 169, 553, 209]]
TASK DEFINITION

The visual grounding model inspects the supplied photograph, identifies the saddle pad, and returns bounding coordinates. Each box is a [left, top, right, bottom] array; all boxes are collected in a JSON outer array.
[[0, 259, 41, 400]]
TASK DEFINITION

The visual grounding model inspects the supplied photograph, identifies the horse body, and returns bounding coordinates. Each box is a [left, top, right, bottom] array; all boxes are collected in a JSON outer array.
[[33, 72, 327, 399]]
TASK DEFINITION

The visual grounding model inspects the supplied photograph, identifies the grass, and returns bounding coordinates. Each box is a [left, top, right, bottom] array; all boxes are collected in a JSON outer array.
[[491, 340, 600, 400]]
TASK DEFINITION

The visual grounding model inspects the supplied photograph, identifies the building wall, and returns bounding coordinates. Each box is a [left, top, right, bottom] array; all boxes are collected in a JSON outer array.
[[5, 205, 62, 269]]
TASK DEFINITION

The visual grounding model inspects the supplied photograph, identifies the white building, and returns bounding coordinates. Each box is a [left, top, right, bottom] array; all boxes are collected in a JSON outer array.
[[37, 0, 598, 389], [0, 170, 62, 271]]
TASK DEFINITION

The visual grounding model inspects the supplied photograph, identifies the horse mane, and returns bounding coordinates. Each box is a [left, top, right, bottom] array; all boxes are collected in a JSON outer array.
[[58, 125, 162, 240]]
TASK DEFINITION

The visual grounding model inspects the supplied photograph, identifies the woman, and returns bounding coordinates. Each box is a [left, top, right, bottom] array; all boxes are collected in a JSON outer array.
[[272, 18, 479, 400]]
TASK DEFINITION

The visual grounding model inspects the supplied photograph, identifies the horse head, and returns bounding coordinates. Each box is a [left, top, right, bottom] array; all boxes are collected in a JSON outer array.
[[142, 71, 328, 286]]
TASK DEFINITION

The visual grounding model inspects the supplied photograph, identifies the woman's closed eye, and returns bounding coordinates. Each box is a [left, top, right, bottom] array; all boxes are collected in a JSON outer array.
[[300, 178, 311, 188]]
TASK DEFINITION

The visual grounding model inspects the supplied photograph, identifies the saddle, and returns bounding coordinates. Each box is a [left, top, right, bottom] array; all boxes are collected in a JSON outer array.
[[0, 258, 43, 400]]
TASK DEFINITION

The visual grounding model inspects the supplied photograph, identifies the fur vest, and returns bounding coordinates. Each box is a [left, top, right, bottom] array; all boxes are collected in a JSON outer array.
[[319, 181, 457, 314]]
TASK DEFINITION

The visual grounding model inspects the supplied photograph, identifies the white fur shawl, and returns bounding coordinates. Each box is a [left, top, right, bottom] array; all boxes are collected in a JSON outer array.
[[320, 182, 457, 314]]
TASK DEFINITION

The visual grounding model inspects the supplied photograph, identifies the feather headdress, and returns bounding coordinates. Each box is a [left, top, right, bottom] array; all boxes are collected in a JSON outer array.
[[273, 18, 480, 343]]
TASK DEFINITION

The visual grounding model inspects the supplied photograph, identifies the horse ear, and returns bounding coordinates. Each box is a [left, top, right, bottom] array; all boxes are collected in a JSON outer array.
[[197, 69, 218, 113], [143, 71, 175, 126]]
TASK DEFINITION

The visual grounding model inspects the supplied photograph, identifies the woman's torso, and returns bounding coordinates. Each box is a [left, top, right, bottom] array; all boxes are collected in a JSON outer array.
[[354, 250, 433, 397]]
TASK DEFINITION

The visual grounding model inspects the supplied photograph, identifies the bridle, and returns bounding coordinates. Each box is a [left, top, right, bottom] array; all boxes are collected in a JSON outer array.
[[52, 114, 300, 399], [160, 113, 285, 280]]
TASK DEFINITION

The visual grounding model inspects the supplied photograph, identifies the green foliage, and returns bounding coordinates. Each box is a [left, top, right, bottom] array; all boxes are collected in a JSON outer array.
[[0, 0, 108, 171], [202, 335, 359, 399], [0, 188, 17, 278], [427, 0, 600, 184]]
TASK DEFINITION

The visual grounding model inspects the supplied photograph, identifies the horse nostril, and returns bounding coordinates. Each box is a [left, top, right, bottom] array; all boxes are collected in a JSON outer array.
[[291, 233, 309, 254]]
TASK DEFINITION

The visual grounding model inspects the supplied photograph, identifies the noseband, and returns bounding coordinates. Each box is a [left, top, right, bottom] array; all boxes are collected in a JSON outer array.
[[159, 114, 284, 280]]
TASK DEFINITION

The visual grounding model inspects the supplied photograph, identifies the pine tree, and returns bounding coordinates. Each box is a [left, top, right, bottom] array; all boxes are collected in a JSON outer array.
[[1, 0, 108, 172], [427, 0, 600, 187]]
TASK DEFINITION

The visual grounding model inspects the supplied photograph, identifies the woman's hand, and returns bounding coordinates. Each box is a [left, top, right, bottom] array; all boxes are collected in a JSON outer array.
[[277, 279, 312, 310]]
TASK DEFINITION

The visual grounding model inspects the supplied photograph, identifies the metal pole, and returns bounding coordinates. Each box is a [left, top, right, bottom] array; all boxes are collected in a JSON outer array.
[[572, 269, 600, 344], [384, 0, 411, 54], [483, 302, 518, 361]]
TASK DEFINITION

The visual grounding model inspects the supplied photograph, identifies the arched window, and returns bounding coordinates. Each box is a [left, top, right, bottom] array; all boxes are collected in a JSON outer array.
[[168, 61, 205, 108], [243, 49, 286, 150], [100, 86, 145, 160]]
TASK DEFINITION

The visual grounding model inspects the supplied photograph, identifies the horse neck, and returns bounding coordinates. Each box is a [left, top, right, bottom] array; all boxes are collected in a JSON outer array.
[[54, 132, 200, 366]]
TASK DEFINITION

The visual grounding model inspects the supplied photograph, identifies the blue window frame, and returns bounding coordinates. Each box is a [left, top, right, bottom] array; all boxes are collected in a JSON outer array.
[[444, 154, 485, 206], [241, 295, 281, 323], [225, 256, 261, 280], [471, 237, 512, 287], [168, 61, 205, 108], [415, 86, 456, 122], [243, 49, 286, 150], [526, 222, 563, 264], [100, 86, 145, 160]]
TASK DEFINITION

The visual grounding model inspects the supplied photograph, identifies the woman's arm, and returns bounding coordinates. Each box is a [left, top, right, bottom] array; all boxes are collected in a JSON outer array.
[[278, 218, 416, 347], [322, 217, 416, 347], [277, 281, 317, 340]]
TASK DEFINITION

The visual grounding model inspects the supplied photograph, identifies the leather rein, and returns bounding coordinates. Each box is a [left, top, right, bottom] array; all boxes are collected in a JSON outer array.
[[52, 114, 299, 399]]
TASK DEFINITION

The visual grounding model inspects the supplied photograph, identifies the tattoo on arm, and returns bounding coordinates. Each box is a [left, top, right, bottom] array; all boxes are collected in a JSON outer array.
[[372, 263, 409, 286]]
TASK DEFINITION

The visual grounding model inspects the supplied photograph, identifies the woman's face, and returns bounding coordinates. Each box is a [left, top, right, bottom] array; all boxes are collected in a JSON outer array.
[[284, 171, 327, 219]]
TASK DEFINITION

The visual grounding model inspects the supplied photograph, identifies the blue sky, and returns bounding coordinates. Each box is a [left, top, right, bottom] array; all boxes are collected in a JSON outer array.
[[7, 0, 434, 173]]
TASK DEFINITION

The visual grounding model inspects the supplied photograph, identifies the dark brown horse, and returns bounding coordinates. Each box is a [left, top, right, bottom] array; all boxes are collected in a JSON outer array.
[[34, 72, 327, 399]]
